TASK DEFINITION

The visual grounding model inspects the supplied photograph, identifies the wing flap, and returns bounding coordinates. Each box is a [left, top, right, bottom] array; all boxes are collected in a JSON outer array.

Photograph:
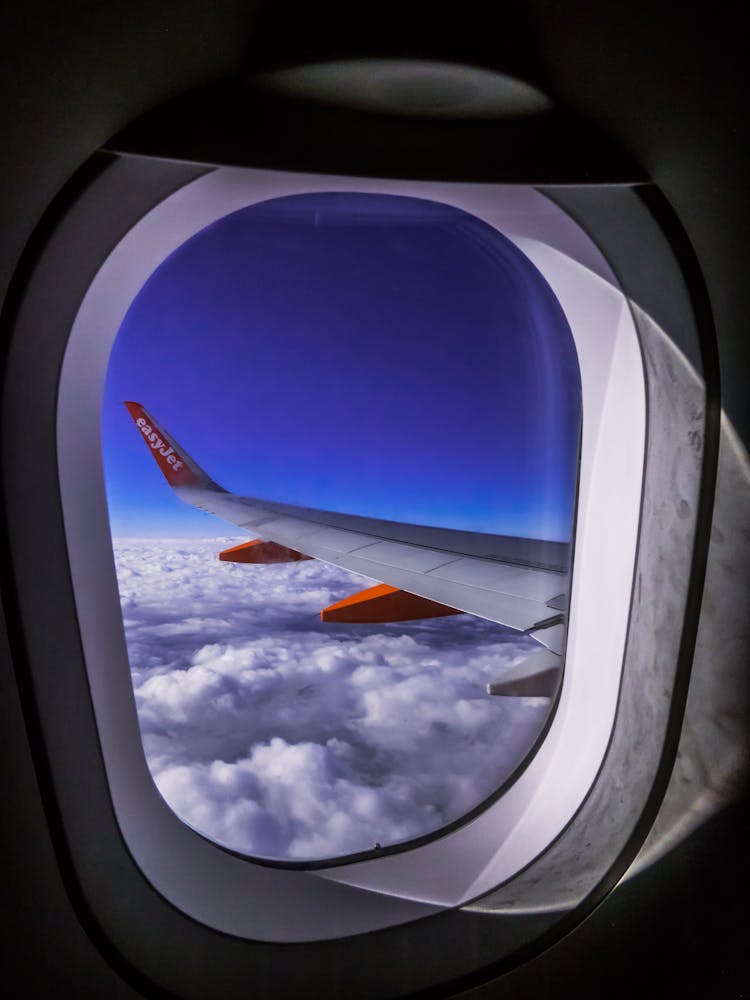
[[347, 540, 461, 574], [528, 622, 566, 656], [428, 557, 564, 604]]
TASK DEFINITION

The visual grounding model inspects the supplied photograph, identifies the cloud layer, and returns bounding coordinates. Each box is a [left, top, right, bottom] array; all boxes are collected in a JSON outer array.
[[114, 538, 550, 861]]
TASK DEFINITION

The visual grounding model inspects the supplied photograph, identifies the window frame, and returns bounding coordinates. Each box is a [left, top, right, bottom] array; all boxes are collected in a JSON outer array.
[[57, 163, 643, 933], [0, 151, 709, 995]]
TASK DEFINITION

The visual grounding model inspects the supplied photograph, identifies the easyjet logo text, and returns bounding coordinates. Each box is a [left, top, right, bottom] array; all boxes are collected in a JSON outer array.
[[135, 417, 184, 470]]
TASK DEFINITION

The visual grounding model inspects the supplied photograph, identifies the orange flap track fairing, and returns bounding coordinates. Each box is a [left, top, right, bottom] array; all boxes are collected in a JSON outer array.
[[218, 540, 312, 564], [321, 583, 463, 624]]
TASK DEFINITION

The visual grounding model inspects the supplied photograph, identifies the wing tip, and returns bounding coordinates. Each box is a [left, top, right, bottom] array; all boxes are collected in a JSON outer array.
[[123, 401, 206, 488]]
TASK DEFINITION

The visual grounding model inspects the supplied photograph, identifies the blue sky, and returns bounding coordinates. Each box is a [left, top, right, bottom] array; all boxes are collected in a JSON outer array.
[[102, 191, 581, 540]]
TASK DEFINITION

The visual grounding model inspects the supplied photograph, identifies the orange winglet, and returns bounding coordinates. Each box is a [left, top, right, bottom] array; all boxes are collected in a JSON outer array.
[[321, 583, 462, 624], [218, 539, 312, 564]]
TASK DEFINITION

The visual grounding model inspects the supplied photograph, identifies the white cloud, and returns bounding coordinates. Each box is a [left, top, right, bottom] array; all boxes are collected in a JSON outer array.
[[114, 538, 551, 861]]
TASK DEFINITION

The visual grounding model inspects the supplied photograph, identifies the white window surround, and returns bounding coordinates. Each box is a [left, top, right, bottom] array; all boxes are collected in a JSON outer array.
[[57, 166, 645, 940]]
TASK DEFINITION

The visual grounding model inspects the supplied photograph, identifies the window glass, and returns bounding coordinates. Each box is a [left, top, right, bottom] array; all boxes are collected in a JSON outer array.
[[103, 192, 581, 863]]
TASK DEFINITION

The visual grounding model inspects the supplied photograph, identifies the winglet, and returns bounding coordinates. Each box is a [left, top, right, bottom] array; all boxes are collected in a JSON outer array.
[[123, 402, 213, 488]]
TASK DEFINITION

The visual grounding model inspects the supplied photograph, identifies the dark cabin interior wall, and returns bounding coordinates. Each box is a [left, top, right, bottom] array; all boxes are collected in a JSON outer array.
[[0, 3, 747, 997]]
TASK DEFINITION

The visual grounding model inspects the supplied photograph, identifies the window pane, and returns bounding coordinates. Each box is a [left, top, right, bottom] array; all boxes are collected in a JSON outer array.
[[103, 191, 581, 863]]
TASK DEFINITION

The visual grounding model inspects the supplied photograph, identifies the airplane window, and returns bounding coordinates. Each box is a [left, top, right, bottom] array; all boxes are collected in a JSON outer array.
[[1, 106, 710, 988], [102, 192, 581, 863], [49, 163, 648, 940]]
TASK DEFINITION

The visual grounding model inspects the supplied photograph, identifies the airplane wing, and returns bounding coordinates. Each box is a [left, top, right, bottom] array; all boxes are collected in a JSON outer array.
[[124, 402, 570, 694]]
